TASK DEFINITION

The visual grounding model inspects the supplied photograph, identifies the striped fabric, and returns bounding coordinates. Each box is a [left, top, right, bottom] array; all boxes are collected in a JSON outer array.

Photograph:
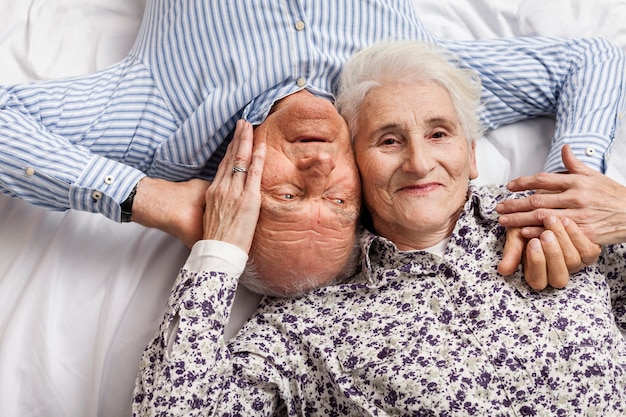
[[0, 0, 624, 221], [441, 36, 626, 174]]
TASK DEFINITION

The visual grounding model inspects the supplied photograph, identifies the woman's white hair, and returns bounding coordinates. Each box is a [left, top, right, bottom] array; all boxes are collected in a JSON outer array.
[[335, 40, 485, 142]]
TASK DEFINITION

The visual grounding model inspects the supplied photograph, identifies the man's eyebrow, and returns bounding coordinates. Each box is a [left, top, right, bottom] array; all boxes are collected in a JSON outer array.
[[263, 199, 359, 223], [262, 200, 297, 216]]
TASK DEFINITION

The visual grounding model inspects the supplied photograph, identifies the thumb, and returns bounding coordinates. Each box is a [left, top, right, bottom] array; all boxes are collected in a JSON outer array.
[[562, 144, 595, 175], [498, 228, 526, 276]]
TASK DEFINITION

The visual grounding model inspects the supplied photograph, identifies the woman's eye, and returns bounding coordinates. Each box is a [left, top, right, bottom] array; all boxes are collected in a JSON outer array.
[[432, 131, 447, 139], [381, 137, 398, 146], [332, 198, 345, 205], [282, 194, 295, 200]]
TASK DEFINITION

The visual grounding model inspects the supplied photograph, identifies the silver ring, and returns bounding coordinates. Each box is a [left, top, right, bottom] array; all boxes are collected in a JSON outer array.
[[232, 166, 248, 174]]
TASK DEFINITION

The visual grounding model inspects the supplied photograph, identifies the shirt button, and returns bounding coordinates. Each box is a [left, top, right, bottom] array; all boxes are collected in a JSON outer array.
[[296, 77, 307, 87], [295, 21, 305, 31], [183, 300, 194, 310], [25, 167, 36, 176], [585, 147, 595, 157], [92, 191, 103, 201], [104, 175, 114, 185]]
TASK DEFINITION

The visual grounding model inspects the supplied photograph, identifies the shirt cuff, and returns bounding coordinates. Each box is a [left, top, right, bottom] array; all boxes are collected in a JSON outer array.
[[186, 240, 249, 277], [69, 154, 146, 221], [543, 133, 611, 173]]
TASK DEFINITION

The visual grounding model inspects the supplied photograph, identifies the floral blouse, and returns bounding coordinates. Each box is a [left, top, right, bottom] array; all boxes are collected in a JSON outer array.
[[133, 185, 626, 416]]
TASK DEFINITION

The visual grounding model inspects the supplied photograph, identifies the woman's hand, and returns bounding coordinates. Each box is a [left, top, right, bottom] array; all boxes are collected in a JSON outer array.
[[498, 216, 601, 290], [203, 120, 266, 253]]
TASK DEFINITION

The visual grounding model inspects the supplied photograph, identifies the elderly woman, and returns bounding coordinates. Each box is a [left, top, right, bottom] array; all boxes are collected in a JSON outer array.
[[133, 41, 626, 415], [334, 40, 626, 414]]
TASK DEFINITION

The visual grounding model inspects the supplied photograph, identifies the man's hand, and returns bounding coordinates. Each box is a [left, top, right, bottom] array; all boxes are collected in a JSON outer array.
[[497, 145, 626, 245], [498, 216, 601, 290], [131, 177, 211, 248]]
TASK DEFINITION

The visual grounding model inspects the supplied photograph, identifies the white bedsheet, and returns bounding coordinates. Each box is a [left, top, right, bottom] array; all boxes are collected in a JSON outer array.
[[1, 1, 625, 416]]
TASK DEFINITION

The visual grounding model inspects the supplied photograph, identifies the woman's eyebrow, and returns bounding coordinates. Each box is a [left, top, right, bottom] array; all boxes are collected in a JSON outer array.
[[425, 116, 456, 128], [371, 122, 403, 135]]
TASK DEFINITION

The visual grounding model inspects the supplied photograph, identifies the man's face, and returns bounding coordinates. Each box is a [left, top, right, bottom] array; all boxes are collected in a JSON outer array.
[[250, 90, 361, 295]]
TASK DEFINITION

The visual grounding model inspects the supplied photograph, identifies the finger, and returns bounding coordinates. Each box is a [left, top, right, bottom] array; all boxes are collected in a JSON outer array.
[[498, 207, 550, 227], [506, 171, 572, 193], [230, 121, 255, 189], [496, 196, 536, 214], [231, 119, 254, 169], [561, 217, 601, 266], [542, 216, 581, 275], [561, 144, 596, 176], [523, 238, 548, 290], [539, 229, 569, 289], [498, 228, 526, 276], [520, 226, 544, 239], [497, 192, 574, 215], [243, 125, 266, 195], [213, 120, 245, 184]]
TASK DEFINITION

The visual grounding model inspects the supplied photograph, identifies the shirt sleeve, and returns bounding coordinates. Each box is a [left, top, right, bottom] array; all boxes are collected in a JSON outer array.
[[0, 59, 175, 221], [439, 36, 626, 173], [132, 240, 280, 415]]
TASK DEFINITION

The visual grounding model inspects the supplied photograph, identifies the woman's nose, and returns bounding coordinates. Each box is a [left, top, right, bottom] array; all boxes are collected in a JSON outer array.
[[403, 139, 434, 176]]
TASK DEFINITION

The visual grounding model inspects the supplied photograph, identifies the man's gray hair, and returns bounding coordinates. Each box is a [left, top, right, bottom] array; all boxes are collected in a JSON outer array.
[[335, 40, 485, 143], [240, 238, 362, 298]]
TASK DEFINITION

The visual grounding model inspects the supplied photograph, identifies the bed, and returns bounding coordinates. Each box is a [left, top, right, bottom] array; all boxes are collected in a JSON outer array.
[[1, 1, 625, 416]]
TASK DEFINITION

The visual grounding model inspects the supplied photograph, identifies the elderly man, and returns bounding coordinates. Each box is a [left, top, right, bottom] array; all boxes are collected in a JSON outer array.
[[132, 40, 622, 415], [0, 0, 624, 286]]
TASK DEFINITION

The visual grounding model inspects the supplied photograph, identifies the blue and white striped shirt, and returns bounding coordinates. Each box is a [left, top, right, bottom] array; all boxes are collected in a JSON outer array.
[[1, 0, 624, 221]]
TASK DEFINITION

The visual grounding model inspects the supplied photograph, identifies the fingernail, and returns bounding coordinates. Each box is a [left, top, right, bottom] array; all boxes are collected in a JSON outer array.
[[528, 238, 541, 251], [561, 217, 571, 226], [542, 230, 556, 242]]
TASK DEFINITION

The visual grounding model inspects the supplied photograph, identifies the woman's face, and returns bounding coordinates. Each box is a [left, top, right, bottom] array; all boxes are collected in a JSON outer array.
[[353, 81, 478, 250]]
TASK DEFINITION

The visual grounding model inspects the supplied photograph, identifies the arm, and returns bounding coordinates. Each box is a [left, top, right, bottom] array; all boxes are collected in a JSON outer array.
[[0, 64, 212, 245], [439, 36, 621, 283], [0, 83, 144, 220], [440, 36, 626, 173], [131, 177, 211, 248], [133, 121, 278, 414], [0, 61, 179, 220]]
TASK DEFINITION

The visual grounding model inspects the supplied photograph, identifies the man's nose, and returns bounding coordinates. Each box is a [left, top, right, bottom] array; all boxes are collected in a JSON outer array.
[[296, 152, 336, 178]]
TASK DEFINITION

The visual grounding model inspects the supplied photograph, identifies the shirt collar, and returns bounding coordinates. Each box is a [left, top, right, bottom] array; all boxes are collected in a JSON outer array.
[[242, 85, 335, 125]]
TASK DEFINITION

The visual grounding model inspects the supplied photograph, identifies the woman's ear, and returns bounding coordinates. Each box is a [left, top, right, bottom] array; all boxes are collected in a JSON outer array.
[[469, 140, 479, 180]]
